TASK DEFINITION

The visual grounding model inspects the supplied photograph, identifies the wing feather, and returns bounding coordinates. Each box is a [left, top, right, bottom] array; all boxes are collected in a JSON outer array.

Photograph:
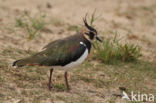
[[39, 42, 86, 66], [24, 34, 87, 66]]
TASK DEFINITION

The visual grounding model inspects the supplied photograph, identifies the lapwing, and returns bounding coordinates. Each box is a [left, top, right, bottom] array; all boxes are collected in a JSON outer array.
[[12, 16, 102, 91]]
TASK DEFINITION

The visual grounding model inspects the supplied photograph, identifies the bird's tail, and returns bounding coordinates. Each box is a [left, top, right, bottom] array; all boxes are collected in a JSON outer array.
[[12, 59, 26, 68], [12, 57, 36, 68]]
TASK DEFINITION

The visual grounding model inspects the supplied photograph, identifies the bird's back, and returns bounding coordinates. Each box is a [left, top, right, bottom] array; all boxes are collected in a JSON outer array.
[[13, 33, 91, 68]]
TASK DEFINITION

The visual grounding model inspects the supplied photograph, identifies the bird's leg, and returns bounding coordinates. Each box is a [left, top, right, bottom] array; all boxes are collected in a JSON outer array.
[[48, 68, 54, 90], [64, 71, 70, 91]]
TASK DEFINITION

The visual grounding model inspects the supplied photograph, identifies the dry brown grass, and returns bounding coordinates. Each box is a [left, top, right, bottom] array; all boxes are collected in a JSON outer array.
[[0, 0, 156, 103]]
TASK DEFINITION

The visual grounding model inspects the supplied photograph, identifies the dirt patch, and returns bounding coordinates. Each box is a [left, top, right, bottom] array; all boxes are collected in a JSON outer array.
[[0, 0, 156, 103]]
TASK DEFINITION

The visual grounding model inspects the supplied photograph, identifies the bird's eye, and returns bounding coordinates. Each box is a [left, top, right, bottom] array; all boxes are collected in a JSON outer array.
[[89, 32, 95, 39]]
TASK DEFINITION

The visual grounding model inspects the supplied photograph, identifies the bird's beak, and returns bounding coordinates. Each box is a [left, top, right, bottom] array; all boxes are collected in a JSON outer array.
[[96, 36, 102, 42]]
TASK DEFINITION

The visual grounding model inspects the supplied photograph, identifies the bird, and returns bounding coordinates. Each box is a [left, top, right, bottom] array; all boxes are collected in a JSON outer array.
[[12, 15, 102, 91]]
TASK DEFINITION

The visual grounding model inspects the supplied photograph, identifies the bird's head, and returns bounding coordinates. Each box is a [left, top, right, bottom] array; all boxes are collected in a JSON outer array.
[[82, 16, 102, 43]]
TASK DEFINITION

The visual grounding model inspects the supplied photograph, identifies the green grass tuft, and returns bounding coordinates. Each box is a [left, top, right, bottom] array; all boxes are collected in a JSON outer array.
[[16, 11, 46, 40], [54, 83, 66, 91], [93, 33, 142, 64]]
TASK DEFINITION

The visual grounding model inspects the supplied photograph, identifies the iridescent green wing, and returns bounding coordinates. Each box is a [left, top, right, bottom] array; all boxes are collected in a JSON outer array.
[[29, 35, 86, 66]]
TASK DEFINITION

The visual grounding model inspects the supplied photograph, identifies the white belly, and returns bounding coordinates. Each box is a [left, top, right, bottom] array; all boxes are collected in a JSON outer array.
[[52, 48, 89, 71]]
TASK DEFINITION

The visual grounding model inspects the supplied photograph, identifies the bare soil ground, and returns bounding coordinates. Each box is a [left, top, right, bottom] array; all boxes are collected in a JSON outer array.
[[0, 0, 156, 103]]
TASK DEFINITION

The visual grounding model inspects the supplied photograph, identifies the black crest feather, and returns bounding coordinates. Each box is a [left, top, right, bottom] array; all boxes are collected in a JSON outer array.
[[83, 14, 96, 33]]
